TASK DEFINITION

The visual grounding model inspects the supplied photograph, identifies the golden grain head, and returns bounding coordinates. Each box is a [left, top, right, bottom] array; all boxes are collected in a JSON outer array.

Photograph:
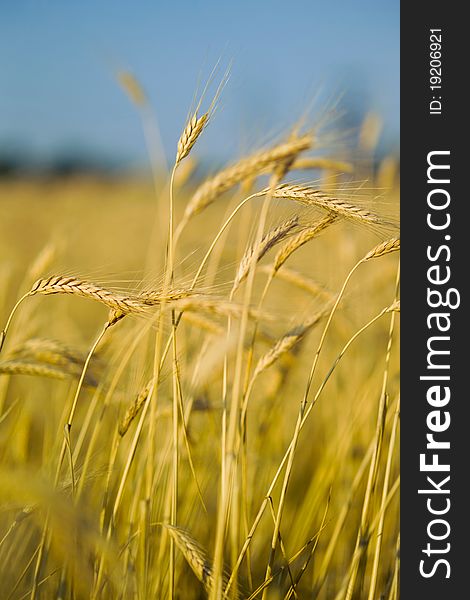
[[118, 378, 154, 437], [184, 133, 313, 220], [273, 213, 337, 272], [364, 237, 401, 261], [260, 184, 386, 227], [176, 112, 209, 165], [234, 216, 300, 288], [163, 525, 214, 591]]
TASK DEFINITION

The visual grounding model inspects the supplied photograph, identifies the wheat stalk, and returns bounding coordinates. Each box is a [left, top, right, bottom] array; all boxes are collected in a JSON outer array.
[[386, 299, 400, 313], [174, 156, 197, 188]]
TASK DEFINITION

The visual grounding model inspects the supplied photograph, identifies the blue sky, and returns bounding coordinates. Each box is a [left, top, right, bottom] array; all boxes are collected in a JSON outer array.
[[0, 0, 399, 168]]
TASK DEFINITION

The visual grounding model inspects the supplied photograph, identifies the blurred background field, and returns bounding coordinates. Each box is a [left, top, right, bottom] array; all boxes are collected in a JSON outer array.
[[0, 2, 399, 599], [0, 0, 398, 176]]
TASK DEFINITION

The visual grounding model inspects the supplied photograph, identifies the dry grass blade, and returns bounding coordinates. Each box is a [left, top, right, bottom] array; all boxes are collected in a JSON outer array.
[[176, 112, 209, 165], [259, 184, 386, 228], [273, 214, 337, 272], [185, 134, 312, 220], [234, 216, 300, 288], [363, 237, 400, 260]]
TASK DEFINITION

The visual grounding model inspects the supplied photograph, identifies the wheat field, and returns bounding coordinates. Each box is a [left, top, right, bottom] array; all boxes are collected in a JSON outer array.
[[0, 83, 399, 600]]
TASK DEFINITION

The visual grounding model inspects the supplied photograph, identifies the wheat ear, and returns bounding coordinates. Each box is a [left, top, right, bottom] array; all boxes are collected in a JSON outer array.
[[6, 337, 101, 385], [162, 525, 214, 592], [10, 338, 91, 368], [0, 360, 98, 386], [252, 306, 330, 380], [185, 135, 312, 220], [363, 237, 400, 260], [171, 297, 269, 321], [273, 213, 338, 272], [118, 378, 154, 437], [0, 361, 70, 381], [176, 112, 209, 165], [234, 216, 300, 289], [291, 157, 353, 173], [29, 276, 147, 315], [258, 265, 334, 299], [257, 184, 385, 227]]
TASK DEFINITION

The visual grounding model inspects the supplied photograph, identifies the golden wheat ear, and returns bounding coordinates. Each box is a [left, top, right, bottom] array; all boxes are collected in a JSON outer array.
[[258, 183, 386, 227], [234, 216, 300, 290], [363, 237, 400, 260], [176, 112, 209, 166], [175, 64, 229, 168], [184, 134, 313, 221], [118, 377, 154, 437], [252, 305, 332, 381], [273, 213, 338, 272], [0, 360, 71, 381], [0, 276, 150, 355], [161, 524, 214, 592]]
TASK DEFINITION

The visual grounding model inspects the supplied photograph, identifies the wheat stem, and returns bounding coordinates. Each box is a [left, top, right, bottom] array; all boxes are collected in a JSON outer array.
[[0, 292, 30, 354]]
